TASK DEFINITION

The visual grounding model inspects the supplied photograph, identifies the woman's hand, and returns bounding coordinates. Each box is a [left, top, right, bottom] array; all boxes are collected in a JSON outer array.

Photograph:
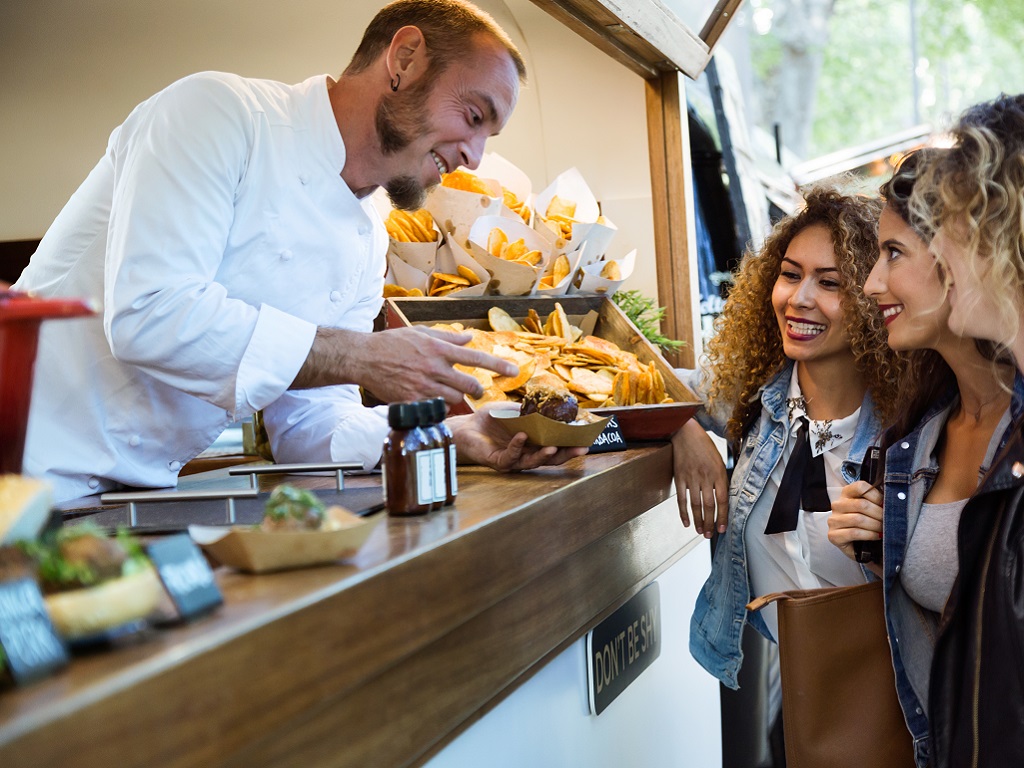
[[828, 480, 883, 569], [671, 419, 728, 537]]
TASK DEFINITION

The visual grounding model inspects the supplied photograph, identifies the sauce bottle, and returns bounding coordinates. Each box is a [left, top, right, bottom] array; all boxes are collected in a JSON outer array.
[[429, 398, 457, 506], [416, 400, 444, 512], [383, 401, 433, 516]]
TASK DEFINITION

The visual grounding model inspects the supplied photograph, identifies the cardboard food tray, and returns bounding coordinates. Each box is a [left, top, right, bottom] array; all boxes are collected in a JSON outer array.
[[384, 295, 701, 440]]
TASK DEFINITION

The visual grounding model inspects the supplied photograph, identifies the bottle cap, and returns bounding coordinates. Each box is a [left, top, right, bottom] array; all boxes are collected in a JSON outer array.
[[388, 402, 419, 429], [430, 398, 447, 423], [416, 400, 437, 427]]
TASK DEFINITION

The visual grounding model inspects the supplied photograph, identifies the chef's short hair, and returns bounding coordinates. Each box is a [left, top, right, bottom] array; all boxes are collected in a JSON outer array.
[[345, 0, 526, 83]]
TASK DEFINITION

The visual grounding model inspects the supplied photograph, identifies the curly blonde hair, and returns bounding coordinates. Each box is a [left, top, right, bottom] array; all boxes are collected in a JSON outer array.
[[703, 184, 903, 444], [912, 93, 1024, 346]]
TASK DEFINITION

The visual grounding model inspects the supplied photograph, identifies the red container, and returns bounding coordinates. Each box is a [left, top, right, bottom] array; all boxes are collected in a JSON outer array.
[[0, 292, 94, 474]]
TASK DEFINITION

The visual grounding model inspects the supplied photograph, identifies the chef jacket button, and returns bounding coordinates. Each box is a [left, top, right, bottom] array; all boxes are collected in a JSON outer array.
[[225, 410, 232, 420], [897, 492, 906, 500], [358, 223, 370, 236], [901, 441, 910, 449], [88, 478, 99, 489], [1012, 461, 1024, 478], [330, 290, 342, 302], [280, 250, 293, 261], [169, 460, 182, 471], [299, 174, 309, 185], [129, 435, 141, 447]]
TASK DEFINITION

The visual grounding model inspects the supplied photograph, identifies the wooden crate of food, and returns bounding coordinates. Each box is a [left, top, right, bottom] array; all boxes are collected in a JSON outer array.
[[384, 296, 701, 441]]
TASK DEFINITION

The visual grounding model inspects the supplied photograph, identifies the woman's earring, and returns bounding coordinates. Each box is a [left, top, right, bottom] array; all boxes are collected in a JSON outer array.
[[390, 74, 401, 92]]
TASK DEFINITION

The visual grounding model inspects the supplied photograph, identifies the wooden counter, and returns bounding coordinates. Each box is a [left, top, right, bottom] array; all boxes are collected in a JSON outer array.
[[0, 445, 701, 767]]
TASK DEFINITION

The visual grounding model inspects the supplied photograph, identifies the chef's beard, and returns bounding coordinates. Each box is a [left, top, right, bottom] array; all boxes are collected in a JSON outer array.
[[377, 80, 436, 211], [385, 175, 427, 211]]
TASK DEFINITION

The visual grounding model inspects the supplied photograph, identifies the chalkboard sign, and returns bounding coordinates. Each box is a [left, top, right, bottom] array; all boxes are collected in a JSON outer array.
[[589, 415, 627, 454], [0, 577, 69, 685], [586, 582, 660, 715], [146, 535, 222, 621]]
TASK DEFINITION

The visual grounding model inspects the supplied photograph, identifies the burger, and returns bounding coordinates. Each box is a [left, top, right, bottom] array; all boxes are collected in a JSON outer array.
[[19, 523, 163, 640], [520, 375, 579, 423]]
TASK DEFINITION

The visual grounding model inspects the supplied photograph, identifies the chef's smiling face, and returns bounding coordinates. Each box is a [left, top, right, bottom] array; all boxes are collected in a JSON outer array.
[[378, 34, 519, 210], [771, 222, 855, 368]]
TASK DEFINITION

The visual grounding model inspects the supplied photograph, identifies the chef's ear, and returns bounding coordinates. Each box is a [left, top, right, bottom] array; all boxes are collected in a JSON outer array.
[[386, 25, 428, 90]]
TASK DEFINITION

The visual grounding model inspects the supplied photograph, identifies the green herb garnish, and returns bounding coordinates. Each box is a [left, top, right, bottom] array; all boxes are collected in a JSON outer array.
[[612, 290, 686, 353]]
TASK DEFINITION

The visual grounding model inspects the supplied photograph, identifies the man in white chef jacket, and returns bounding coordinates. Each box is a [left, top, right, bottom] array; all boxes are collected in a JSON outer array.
[[14, 0, 581, 503]]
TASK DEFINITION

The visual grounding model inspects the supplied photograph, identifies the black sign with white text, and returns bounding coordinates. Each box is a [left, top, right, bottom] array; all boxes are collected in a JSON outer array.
[[0, 577, 69, 686], [146, 535, 222, 621], [589, 415, 627, 454], [586, 582, 660, 715]]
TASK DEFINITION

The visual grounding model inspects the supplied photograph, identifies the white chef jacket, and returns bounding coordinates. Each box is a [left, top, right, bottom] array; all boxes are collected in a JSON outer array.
[[15, 72, 390, 502], [746, 372, 869, 642]]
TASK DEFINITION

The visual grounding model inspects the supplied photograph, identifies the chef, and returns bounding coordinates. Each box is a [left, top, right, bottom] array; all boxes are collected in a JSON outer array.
[[14, 0, 583, 503]]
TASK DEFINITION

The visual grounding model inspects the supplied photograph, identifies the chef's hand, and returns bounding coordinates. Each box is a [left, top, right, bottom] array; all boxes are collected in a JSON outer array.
[[671, 419, 728, 537], [292, 326, 517, 406], [448, 404, 588, 471], [828, 481, 883, 575]]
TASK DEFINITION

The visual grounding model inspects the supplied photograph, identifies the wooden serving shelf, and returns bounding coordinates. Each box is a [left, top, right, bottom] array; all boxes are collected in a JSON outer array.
[[0, 444, 699, 767]]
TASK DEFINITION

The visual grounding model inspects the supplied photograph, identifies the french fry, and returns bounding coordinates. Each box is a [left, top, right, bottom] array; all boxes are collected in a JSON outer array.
[[385, 209, 437, 242]]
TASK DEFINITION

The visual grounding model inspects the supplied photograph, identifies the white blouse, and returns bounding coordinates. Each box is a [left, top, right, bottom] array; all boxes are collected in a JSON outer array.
[[746, 373, 869, 641], [16, 72, 389, 501]]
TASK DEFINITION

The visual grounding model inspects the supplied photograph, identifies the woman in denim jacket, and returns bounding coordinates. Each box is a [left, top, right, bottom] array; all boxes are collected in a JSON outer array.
[[673, 185, 904, 693], [828, 151, 1016, 767]]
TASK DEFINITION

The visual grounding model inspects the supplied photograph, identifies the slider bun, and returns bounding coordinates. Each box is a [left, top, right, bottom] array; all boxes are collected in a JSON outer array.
[[44, 566, 163, 639], [0, 474, 53, 545]]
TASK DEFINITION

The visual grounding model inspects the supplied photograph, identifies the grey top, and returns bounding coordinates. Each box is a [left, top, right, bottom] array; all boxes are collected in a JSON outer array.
[[902, 499, 969, 613]]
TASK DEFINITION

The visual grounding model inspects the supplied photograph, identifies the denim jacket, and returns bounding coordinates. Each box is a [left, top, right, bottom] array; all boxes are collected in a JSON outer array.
[[684, 363, 882, 689], [882, 375, 1024, 768]]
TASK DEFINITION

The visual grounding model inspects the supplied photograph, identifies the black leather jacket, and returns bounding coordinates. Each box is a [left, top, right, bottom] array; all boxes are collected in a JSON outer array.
[[929, 417, 1024, 767]]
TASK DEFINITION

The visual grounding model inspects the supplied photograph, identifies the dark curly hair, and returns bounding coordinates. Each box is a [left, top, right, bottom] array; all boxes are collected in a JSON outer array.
[[703, 182, 903, 445]]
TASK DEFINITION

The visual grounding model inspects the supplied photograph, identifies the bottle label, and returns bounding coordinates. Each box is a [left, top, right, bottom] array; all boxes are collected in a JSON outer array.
[[431, 448, 446, 502], [449, 444, 458, 495], [416, 451, 434, 506]]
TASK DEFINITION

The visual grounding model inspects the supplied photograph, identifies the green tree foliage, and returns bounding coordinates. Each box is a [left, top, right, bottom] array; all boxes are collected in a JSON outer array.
[[749, 0, 1024, 160]]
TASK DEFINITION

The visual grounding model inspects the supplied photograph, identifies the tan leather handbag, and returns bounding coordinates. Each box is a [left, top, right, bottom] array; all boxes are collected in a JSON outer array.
[[747, 581, 916, 768]]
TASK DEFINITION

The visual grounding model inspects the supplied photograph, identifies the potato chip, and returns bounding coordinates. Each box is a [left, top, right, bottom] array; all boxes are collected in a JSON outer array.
[[546, 195, 577, 220], [432, 272, 470, 286], [456, 265, 482, 285], [504, 238, 527, 262], [552, 254, 571, 285], [568, 368, 614, 397], [599, 260, 622, 281], [487, 227, 508, 259], [488, 306, 523, 333], [503, 188, 531, 225], [441, 169, 493, 196], [552, 302, 573, 342]]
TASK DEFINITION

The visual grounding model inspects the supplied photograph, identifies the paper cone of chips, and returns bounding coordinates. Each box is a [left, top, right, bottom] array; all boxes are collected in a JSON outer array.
[[385, 250, 431, 296], [425, 169, 503, 236], [468, 214, 551, 296], [477, 152, 534, 227], [428, 239, 490, 297], [534, 168, 617, 258], [570, 250, 636, 298]]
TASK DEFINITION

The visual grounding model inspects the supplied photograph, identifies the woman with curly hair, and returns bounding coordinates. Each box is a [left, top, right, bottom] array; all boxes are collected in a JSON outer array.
[[675, 184, 904, 697], [826, 149, 1018, 767], [909, 92, 1024, 768]]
